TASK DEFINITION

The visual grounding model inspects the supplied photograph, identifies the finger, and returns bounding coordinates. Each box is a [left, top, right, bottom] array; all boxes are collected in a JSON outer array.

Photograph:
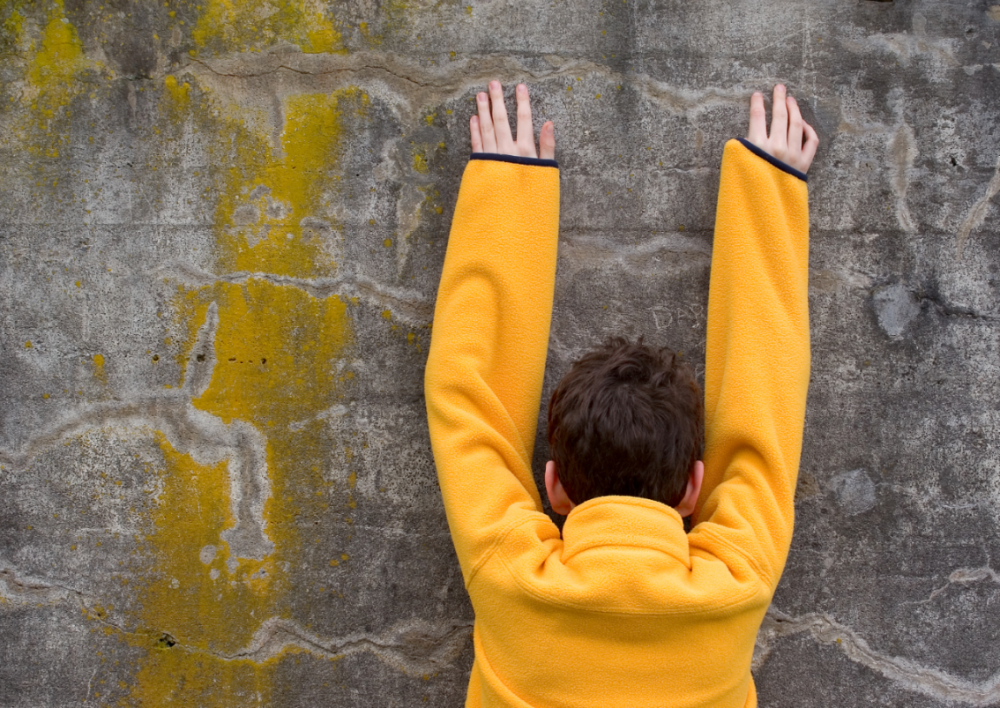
[[747, 91, 767, 144], [539, 121, 555, 160], [514, 84, 537, 157], [770, 84, 788, 150], [476, 91, 497, 153], [470, 116, 483, 153], [489, 80, 514, 152], [801, 121, 819, 170], [786, 94, 803, 156]]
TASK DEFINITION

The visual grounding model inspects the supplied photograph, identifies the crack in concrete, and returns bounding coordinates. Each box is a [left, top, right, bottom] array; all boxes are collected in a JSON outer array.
[[84, 665, 98, 704], [556, 232, 711, 282], [177, 49, 763, 122], [956, 151, 1000, 257], [92, 600, 471, 677], [0, 564, 78, 606], [754, 609, 1000, 706], [928, 565, 1000, 602], [918, 292, 1000, 323], [0, 395, 275, 563], [187, 53, 432, 88], [889, 121, 918, 234], [149, 260, 434, 325], [0, 565, 125, 637], [212, 616, 473, 675], [561, 231, 712, 256], [1, 563, 471, 675]]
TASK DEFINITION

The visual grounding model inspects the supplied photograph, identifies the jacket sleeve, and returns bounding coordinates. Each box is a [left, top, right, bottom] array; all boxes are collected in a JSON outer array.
[[689, 139, 811, 592], [424, 155, 561, 585]]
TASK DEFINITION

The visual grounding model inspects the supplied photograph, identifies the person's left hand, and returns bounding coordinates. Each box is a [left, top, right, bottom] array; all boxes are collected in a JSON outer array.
[[471, 81, 555, 160]]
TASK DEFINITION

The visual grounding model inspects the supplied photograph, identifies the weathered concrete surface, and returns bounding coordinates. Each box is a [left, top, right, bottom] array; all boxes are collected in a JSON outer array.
[[1, 0, 999, 705]]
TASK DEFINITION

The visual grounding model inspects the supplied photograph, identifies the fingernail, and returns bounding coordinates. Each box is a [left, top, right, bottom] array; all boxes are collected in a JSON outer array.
[[517, 84, 526, 93], [777, 84, 786, 91], [490, 80, 499, 90], [477, 92, 486, 101]]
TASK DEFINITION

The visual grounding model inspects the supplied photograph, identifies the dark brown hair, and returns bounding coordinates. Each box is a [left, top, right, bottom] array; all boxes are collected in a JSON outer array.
[[546, 337, 704, 509]]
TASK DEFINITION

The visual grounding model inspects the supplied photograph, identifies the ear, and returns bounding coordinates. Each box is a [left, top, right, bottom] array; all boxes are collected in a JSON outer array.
[[672, 460, 704, 518], [545, 460, 576, 516]]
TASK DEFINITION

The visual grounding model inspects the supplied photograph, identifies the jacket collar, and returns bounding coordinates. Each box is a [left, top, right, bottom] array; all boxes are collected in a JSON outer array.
[[560, 496, 691, 567]]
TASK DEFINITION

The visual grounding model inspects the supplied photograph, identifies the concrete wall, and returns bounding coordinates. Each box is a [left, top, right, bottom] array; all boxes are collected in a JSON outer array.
[[1, 0, 999, 705]]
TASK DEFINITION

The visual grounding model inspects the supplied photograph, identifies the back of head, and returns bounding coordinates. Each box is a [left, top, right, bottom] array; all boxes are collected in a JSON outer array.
[[547, 337, 704, 509]]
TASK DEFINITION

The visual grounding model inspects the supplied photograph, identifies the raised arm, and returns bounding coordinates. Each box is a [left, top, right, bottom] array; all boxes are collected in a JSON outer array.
[[425, 82, 559, 583], [690, 86, 819, 591]]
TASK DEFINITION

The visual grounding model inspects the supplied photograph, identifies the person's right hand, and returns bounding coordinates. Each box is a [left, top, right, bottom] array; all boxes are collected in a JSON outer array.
[[746, 85, 819, 174], [470, 80, 555, 160]]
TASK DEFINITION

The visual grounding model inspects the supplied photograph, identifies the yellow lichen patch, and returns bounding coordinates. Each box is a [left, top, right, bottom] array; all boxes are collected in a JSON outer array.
[[137, 278, 350, 704], [2, 8, 25, 45], [92, 353, 106, 384], [144, 75, 361, 706], [3, 0, 100, 179], [191, 0, 344, 55], [211, 90, 365, 278], [129, 437, 279, 706], [413, 149, 429, 173], [164, 75, 191, 104], [159, 74, 195, 129], [160, 82, 369, 284], [192, 280, 349, 426], [169, 278, 217, 388], [16, 0, 90, 155], [23, 0, 90, 128]]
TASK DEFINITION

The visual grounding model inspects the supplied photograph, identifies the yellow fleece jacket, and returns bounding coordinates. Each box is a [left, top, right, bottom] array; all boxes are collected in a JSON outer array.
[[425, 141, 811, 708]]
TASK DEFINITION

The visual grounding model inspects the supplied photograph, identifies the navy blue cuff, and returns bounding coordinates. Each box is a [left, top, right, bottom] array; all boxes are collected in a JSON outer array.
[[470, 153, 559, 169], [736, 138, 807, 182]]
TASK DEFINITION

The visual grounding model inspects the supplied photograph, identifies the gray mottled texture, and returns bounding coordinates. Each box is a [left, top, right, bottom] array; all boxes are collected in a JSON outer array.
[[2, 0, 999, 706]]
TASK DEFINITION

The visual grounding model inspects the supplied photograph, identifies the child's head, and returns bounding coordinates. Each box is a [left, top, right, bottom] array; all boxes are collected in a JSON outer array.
[[545, 337, 704, 514]]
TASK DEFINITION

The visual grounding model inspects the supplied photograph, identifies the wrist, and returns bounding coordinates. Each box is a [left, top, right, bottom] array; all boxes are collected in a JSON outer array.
[[736, 138, 807, 182], [470, 153, 559, 168]]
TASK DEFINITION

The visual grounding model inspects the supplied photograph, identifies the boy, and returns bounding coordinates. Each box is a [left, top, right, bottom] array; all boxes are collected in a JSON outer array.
[[425, 81, 818, 707]]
